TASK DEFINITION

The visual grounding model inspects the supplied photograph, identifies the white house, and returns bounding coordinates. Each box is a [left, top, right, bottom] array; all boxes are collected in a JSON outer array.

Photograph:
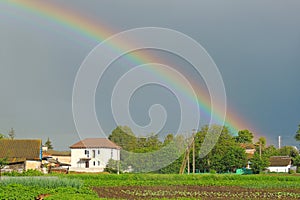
[[267, 156, 292, 173], [69, 138, 120, 172]]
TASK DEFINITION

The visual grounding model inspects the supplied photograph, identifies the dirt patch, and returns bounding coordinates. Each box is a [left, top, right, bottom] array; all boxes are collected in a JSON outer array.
[[93, 186, 300, 199]]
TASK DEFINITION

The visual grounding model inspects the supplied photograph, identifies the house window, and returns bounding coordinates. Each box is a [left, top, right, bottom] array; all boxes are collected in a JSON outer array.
[[85, 150, 89, 157], [98, 150, 100, 154], [98, 161, 100, 166], [92, 150, 95, 158], [111, 149, 113, 158], [93, 161, 96, 166]]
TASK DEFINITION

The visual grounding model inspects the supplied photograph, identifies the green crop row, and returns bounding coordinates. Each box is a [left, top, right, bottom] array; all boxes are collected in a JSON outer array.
[[1, 173, 300, 199], [64, 173, 300, 189], [0, 177, 82, 188], [0, 184, 99, 200]]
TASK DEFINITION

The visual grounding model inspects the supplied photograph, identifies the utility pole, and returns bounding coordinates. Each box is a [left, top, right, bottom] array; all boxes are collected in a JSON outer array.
[[259, 140, 262, 158], [278, 136, 281, 149], [187, 147, 190, 175], [192, 129, 196, 174], [192, 138, 195, 174], [117, 150, 120, 175]]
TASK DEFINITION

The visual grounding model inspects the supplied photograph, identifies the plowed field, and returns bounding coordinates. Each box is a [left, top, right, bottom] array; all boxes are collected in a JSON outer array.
[[93, 185, 300, 199]]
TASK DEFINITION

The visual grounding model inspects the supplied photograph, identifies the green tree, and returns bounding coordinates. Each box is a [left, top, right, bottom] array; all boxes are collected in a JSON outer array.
[[44, 137, 53, 150], [295, 124, 300, 142], [0, 134, 7, 140], [235, 130, 254, 144], [195, 124, 247, 173], [263, 145, 279, 157], [109, 126, 137, 151], [278, 146, 299, 158], [250, 153, 269, 174], [158, 134, 185, 174], [8, 128, 15, 140], [255, 137, 267, 154], [0, 157, 8, 180], [105, 159, 120, 173], [163, 134, 174, 146], [222, 146, 247, 172], [293, 155, 300, 167]]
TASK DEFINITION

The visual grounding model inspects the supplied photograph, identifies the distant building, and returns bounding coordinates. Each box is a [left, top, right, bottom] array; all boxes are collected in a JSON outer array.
[[42, 149, 71, 165], [267, 156, 292, 173], [42, 148, 71, 173], [240, 143, 256, 168], [69, 138, 120, 172], [0, 139, 42, 172]]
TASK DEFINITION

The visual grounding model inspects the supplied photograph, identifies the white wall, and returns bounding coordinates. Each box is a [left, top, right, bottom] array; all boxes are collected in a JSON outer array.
[[70, 148, 120, 172], [25, 160, 41, 171], [268, 165, 291, 173]]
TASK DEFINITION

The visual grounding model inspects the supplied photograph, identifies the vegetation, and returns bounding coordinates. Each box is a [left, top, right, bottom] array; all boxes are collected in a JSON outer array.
[[295, 124, 300, 142], [0, 177, 82, 188], [195, 125, 248, 173], [44, 137, 54, 149], [1, 173, 300, 199], [235, 129, 254, 143], [108, 124, 300, 174], [3, 169, 44, 177], [0, 157, 8, 180], [0, 133, 7, 140], [250, 153, 270, 174]]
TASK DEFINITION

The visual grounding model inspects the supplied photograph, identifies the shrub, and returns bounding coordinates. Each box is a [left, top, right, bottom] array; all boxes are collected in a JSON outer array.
[[289, 169, 296, 174], [3, 169, 43, 176]]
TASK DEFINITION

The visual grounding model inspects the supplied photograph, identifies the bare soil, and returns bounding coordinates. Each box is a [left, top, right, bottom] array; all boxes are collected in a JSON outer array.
[[93, 185, 300, 199]]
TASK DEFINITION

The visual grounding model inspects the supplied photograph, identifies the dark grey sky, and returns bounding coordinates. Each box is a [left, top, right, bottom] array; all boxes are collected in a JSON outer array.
[[0, 0, 299, 150]]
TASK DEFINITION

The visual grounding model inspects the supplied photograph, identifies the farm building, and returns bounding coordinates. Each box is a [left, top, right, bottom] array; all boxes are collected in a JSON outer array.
[[0, 139, 42, 172], [42, 149, 71, 166], [69, 138, 120, 172], [267, 156, 292, 173]]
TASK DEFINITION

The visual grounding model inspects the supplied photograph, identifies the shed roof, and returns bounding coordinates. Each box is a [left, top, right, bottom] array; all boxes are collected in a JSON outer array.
[[0, 139, 42, 162], [269, 156, 292, 167], [43, 149, 71, 156], [70, 138, 121, 149]]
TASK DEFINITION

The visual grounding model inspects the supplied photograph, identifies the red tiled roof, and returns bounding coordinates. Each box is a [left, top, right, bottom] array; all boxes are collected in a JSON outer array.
[[269, 156, 291, 166], [0, 139, 42, 162], [70, 138, 121, 149]]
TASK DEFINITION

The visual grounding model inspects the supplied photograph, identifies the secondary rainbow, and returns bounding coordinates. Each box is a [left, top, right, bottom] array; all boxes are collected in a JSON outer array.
[[6, 0, 258, 135]]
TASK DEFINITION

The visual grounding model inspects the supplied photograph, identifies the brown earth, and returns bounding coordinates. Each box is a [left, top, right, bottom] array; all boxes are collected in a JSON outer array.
[[93, 185, 300, 199]]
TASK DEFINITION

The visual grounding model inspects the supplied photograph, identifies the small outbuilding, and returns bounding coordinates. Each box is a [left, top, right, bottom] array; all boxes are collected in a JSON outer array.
[[0, 139, 42, 172], [267, 156, 292, 173]]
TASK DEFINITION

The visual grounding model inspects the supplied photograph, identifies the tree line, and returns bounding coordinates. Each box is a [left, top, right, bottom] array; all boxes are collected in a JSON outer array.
[[107, 124, 300, 174]]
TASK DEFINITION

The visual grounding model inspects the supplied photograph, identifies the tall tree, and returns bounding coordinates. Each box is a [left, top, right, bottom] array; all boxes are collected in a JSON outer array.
[[293, 155, 300, 168], [250, 152, 269, 174], [263, 145, 279, 157], [295, 124, 300, 142], [195, 124, 247, 173], [278, 146, 299, 158], [109, 126, 137, 151], [44, 137, 53, 150], [235, 130, 254, 144], [8, 128, 15, 140]]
